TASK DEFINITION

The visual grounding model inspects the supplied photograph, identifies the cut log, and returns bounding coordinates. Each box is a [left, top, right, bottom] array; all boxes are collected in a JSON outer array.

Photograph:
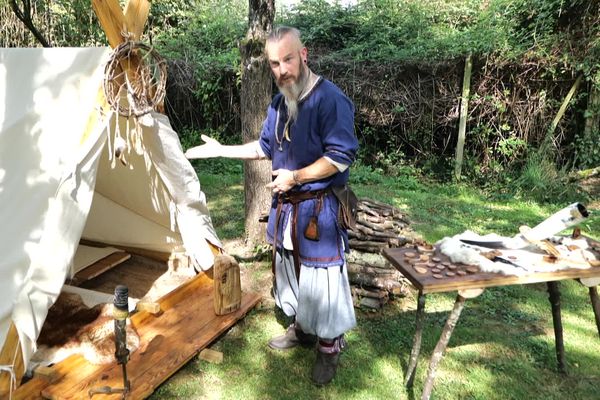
[[348, 271, 405, 294], [347, 262, 402, 278], [348, 241, 386, 253], [346, 250, 394, 270], [358, 296, 384, 310], [352, 286, 389, 299]]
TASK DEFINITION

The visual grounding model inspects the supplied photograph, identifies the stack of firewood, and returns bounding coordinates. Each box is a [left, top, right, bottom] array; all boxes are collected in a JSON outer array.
[[347, 198, 415, 310]]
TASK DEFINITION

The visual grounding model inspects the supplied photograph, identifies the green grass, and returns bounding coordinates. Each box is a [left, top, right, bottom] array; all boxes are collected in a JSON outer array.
[[149, 165, 600, 400]]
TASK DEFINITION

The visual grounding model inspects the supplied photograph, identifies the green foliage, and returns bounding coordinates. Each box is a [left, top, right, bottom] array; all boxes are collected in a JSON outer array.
[[153, 1, 246, 136], [44, 1, 105, 46], [572, 130, 600, 169], [278, 0, 577, 63], [515, 149, 586, 203], [351, 162, 424, 191]]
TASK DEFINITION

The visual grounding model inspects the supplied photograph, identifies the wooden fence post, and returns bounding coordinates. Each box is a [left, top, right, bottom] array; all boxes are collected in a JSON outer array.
[[454, 54, 472, 181]]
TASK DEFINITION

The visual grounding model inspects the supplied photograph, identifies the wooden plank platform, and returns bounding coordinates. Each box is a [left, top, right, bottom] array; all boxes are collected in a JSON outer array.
[[13, 273, 262, 399], [70, 251, 131, 286]]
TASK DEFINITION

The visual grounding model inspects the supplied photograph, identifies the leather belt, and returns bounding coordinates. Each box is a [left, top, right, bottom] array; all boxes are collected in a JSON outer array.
[[271, 188, 330, 281]]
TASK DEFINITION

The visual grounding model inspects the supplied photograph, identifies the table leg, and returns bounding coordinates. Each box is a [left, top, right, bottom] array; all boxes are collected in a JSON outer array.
[[405, 291, 426, 387], [421, 294, 466, 400], [547, 281, 566, 373], [588, 286, 600, 338]]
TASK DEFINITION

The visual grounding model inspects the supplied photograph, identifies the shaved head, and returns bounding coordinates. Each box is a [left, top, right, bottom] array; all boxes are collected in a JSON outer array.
[[265, 26, 310, 121], [266, 26, 304, 50]]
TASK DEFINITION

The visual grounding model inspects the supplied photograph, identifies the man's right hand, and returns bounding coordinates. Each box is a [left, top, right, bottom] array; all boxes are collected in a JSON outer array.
[[185, 134, 223, 159]]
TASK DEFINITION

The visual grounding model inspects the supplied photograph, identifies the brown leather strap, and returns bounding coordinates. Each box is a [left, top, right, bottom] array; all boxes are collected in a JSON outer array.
[[282, 188, 330, 204], [291, 203, 301, 280], [271, 199, 283, 276], [271, 188, 330, 282]]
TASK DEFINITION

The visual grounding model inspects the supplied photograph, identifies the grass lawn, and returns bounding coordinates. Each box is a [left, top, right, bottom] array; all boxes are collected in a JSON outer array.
[[149, 163, 600, 400]]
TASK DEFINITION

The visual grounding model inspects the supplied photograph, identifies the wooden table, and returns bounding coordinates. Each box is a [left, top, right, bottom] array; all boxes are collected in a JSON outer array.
[[383, 239, 600, 400]]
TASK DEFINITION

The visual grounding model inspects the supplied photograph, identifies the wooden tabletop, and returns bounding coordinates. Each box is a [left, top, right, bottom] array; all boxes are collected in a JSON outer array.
[[383, 239, 600, 294]]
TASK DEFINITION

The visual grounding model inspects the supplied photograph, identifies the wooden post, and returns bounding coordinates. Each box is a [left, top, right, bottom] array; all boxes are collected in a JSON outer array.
[[124, 0, 150, 40], [454, 54, 472, 181], [546, 75, 583, 147], [213, 255, 242, 315], [91, 0, 128, 48]]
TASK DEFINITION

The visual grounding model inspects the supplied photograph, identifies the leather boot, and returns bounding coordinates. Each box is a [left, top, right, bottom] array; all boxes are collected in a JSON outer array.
[[311, 336, 346, 385], [268, 323, 317, 350], [311, 350, 340, 386]]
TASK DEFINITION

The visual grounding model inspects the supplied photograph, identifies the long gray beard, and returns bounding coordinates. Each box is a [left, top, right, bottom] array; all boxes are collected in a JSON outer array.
[[279, 67, 308, 122], [285, 97, 299, 122]]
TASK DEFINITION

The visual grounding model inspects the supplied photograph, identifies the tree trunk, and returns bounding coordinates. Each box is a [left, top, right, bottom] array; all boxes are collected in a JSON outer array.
[[240, 0, 274, 246]]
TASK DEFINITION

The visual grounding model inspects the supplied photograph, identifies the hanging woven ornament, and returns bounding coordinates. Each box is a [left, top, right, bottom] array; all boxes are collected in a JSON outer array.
[[103, 40, 167, 166]]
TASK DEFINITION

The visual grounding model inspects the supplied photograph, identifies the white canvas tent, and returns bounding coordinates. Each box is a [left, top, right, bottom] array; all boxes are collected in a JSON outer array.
[[0, 46, 222, 391]]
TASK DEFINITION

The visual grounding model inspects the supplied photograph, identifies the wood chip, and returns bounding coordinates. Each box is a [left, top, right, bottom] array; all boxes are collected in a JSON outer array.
[[432, 257, 441, 263], [466, 266, 478, 274], [446, 271, 456, 277], [432, 273, 444, 279], [426, 262, 437, 268], [414, 266, 428, 274], [447, 264, 457, 270], [457, 270, 467, 276], [436, 264, 446, 270], [200, 348, 224, 364], [431, 268, 441, 274], [442, 261, 451, 267]]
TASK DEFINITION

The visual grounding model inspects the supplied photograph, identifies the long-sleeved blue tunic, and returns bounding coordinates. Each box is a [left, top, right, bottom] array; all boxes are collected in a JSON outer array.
[[259, 77, 359, 268]]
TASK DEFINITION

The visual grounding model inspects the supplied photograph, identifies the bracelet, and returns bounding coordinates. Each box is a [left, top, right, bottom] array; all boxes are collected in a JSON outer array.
[[292, 170, 301, 185]]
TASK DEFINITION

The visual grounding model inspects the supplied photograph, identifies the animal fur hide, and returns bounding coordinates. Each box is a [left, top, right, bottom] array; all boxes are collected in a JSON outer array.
[[30, 292, 140, 367]]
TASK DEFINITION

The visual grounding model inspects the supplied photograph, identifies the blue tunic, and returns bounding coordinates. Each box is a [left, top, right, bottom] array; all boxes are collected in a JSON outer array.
[[258, 78, 359, 267]]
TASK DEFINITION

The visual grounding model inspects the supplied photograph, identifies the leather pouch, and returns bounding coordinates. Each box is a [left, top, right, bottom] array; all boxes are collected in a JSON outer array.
[[332, 185, 358, 230], [304, 216, 320, 241]]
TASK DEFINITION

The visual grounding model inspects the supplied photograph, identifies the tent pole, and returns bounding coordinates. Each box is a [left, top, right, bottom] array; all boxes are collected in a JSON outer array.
[[0, 323, 24, 397]]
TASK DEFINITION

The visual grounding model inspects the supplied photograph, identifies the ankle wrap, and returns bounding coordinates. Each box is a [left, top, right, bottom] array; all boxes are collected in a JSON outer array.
[[317, 335, 346, 354]]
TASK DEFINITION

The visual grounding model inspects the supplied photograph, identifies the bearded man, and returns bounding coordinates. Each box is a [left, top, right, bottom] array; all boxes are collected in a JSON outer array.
[[185, 26, 359, 385]]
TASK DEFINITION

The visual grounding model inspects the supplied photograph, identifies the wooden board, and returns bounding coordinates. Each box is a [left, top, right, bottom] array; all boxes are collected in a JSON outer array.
[[384, 240, 600, 294], [13, 273, 261, 399], [69, 251, 131, 286]]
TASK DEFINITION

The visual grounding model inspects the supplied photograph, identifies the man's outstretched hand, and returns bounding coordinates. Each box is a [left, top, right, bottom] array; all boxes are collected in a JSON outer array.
[[185, 134, 223, 159]]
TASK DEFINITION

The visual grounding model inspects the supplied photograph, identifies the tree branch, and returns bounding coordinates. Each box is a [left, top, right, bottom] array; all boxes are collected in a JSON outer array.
[[9, 0, 51, 47]]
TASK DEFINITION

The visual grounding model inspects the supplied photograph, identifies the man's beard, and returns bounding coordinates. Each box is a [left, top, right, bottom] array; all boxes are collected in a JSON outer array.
[[278, 63, 308, 122]]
